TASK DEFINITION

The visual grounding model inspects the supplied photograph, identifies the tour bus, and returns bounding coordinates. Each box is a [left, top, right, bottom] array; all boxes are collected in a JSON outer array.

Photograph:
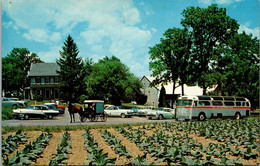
[[175, 95, 251, 121]]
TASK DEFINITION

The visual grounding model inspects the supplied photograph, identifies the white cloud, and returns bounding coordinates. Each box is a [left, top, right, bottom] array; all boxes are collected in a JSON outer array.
[[23, 28, 49, 43], [198, 0, 242, 5], [238, 23, 259, 39], [3, 0, 152, 76], [37, 46, 61, 62]]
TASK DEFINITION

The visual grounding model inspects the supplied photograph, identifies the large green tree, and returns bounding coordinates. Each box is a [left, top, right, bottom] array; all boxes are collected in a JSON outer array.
[[149, 28, 192, 106], [181, 4, 239, 94], [56, 35, 86, 102], [85, 56, 142, 105], [216, 32, 259, 108], [2, 48, 42, 97]]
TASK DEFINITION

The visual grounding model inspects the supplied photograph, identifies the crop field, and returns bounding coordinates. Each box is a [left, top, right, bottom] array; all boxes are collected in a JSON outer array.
[[2, 118, 259, 165]]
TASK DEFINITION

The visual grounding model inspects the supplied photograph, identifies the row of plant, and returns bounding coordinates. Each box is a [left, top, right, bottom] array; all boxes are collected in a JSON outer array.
[[49, 131, 72, 165], [117, 125, 248, 165], [100, 130, 133, 159], [2, 130, 27, 157], [157, 119, 259, 157], [82, 129, 116, 165], [3, 132, 52, 165], [152, 120, 259, 161]]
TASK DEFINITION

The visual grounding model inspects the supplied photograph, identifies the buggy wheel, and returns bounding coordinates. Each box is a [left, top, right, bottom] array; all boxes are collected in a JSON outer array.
[[90, 113, 97, 122], [101, 112, 108, 122], [80, 116, 87, 122]]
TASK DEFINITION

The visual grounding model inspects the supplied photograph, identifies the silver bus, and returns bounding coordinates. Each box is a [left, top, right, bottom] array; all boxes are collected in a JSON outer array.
[[175, 96, 251, 121]]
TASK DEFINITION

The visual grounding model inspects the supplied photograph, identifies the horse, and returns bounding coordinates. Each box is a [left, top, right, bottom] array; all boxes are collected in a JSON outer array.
[[67, 101, 83, 123]]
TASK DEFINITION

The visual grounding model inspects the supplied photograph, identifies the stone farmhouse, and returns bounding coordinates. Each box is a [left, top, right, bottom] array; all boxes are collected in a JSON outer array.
[[24, 62, 60, 100], [140, 76, 216, 107]]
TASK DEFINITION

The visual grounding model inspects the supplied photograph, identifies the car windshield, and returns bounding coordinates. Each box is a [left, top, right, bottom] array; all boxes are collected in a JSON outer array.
[[177, 100, 193, 106], [26, 106, 34, 109]]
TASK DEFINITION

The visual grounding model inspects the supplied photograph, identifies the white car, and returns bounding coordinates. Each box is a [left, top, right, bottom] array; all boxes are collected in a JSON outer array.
[[137, 106, 156, 115], [104, 106, 134, 118], [13, 105, 59, 120], [146, 108, 175, 120]]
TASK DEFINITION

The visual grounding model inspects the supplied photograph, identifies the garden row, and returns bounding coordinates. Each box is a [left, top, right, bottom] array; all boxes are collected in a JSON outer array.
[[2, 118, 259, 165]]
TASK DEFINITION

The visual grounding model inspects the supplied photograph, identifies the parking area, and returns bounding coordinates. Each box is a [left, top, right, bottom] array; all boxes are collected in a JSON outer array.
[[2, 108, 176, 127]]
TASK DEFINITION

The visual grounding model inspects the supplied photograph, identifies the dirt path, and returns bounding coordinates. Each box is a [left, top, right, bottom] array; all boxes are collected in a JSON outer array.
[[67, 130, 88, 165], [33, 132, 63, 165]]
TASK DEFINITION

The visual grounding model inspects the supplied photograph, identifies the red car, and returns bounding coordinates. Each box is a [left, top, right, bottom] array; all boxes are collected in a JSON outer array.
[[44, 103, 65, 111]]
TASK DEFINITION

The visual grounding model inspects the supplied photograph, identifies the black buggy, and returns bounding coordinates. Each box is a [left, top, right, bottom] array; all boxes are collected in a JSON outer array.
[[80, 100, 108, 122]]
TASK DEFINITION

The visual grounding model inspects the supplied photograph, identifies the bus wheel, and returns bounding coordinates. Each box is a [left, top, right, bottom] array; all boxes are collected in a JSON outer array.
[[198, 113, 206, 121], [235, 112, 241, 120]]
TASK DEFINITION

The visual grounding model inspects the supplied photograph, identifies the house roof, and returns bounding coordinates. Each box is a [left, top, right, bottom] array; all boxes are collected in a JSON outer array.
[[28, 63, 60, 77]]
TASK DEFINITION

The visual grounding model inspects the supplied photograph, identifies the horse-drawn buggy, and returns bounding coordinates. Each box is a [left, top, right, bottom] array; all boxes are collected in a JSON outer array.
[[79, 100, 108, 122]]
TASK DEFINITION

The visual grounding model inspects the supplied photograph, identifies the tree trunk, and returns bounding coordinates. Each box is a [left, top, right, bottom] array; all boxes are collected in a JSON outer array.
[[171, 80, 176, 109], [181, 83, 184, 96], [203, 85, 207, 95]]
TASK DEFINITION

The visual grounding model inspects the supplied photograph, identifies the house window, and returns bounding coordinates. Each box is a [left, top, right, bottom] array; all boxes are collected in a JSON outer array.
[[50, 78, 54, 83], [31, 78, 35, 83], [41, 78, 44, 83], [45, 77, 50, 83], [54, 77, 58, 83], [36, 77, 41, 83]]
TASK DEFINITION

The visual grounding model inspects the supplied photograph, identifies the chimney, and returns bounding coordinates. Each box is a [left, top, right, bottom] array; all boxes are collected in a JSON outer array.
[[33, 58, 36, 64]]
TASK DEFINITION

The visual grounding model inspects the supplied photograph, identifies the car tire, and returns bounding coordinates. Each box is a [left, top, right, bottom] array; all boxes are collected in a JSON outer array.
[[48, 114, 53, 119], [158, 114, 163, 120], [24, 114, 29, 120], [121, 113, 126, 118]]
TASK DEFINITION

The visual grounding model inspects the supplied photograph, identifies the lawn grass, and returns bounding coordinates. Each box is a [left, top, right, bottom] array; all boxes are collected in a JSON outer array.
[[1, 122, 155, 134]]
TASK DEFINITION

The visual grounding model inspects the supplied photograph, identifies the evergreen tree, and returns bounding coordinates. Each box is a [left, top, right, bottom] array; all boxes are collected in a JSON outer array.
[[56, 35, 86, 102], [158, 85, 168, 107]]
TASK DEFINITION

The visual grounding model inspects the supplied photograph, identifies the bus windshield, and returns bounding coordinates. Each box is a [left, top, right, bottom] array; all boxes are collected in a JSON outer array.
[[177, 100, 193, 106]]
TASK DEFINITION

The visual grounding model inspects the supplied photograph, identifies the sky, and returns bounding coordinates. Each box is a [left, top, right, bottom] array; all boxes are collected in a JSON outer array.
[[2, 0, 259, 77]]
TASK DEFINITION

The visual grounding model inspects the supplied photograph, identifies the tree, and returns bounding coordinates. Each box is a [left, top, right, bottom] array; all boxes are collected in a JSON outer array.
[[181, 4, 239, 94], [149, 28, 192, 106], [2, 48, 42, 97], [216, 32, 259, 108], [56, 35, 86, 102], [85, 56, 141, 105], [158, 85, 168, 107]]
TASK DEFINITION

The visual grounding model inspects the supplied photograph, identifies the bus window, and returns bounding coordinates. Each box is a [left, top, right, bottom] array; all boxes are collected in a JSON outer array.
[[199, 101, 211, 106], [246, 102, 250, 106], [212, 101, 223, 106], [177, 100, 193, 106], [236, 102, 241, 106], [224, 102, 234, 106]]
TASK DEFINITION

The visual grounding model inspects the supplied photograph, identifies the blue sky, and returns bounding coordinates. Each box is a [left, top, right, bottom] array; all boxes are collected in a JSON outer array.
[[2, 0, 259, 77]]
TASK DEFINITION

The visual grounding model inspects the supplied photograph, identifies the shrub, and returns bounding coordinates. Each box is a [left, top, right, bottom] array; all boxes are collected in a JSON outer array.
[[34, 95, 43, 101], [2, 106, 13, 120]]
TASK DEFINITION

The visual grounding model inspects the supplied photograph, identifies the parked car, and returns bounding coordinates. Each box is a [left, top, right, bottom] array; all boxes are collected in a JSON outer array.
[[137, 106, 156, 115], [42, 104, 65, 114], [7, 98, 29, 107], [2, 97, 20, 108], [104, 106, 134, 118], [44, 102, 66, 112], [13, 105, 60, 120], [146, 108, 175, 120]]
